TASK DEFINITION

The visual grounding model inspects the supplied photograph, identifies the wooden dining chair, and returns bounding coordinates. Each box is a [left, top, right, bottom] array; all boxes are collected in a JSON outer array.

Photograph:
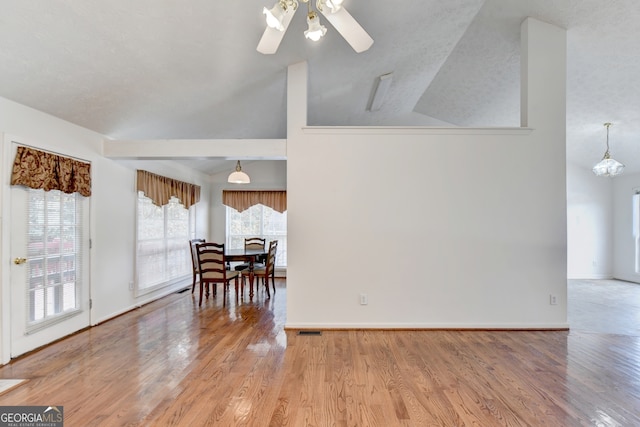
[[233, 237, 266, 272], [189, 238, 205, 293], [195, 242, 240, 306], [249, 240, 278, 298]]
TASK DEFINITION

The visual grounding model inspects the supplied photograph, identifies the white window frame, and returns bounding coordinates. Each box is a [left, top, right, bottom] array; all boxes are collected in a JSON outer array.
[[135, 192, 194, 296]]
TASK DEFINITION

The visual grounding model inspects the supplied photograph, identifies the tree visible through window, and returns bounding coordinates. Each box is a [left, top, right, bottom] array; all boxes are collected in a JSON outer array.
[[226, 204, 287, 267]]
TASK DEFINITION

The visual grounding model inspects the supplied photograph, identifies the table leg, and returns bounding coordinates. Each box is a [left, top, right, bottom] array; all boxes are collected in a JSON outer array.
[[248, 259, 255, 298]]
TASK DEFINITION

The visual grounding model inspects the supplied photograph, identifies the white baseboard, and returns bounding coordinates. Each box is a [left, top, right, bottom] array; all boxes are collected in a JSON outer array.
[[285, 322, 570, 330], [92, 282, 188, 326], [567, 274, 612, 280]]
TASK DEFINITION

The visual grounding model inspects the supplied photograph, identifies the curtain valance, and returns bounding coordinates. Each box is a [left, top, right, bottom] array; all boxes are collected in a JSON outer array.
[[223, 190, 287, 213], [10, 146, 92, 196], [137, 170, 201, 209]]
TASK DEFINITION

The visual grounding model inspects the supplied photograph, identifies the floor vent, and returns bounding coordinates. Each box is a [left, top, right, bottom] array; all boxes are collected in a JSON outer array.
[[297, 330, 322, 336]]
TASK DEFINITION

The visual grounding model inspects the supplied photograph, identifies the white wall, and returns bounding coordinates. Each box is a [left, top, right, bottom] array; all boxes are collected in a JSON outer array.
[[0, 97, 211, 362], [90, 159, 211, 324], [0, 17, 571, 362], [566, 162, 613, 279], [209, 160, 287, 243], [613, 171, 640, 283], [286, 18, 568, 329]]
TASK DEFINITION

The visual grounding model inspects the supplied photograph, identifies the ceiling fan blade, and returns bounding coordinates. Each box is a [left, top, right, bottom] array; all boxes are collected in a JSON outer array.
[[320, 6, 373, 53], [257, 6, 297, 54]]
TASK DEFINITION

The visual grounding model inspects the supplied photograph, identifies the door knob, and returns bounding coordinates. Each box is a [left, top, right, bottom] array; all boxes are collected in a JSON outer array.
[[13, 257, 27, 265]]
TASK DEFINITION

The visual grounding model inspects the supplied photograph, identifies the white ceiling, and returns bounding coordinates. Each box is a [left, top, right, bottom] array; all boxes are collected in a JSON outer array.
[[0, 0, 638, 175]]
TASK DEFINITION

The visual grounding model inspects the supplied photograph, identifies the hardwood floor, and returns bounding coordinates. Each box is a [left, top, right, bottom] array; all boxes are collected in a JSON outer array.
[[1, 279, 639, 426]]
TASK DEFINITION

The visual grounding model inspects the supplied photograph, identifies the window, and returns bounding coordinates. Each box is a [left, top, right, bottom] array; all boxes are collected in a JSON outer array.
[[26, 188, 84, 329], [136, 192, 193, 294], [226, 204, 287, 267]]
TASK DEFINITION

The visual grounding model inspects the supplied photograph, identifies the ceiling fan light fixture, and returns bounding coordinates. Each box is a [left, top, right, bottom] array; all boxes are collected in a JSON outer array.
[[592, 122, 625, 177], [258, 0, 372, 54], [264, 3, 287, 31], [304, 11, 326, 41], [228, 160, 251, 184]]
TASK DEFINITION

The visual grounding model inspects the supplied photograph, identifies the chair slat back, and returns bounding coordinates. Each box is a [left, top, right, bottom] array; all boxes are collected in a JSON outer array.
[[196, 242, 228, 281], [265, 240, 278, 273], [189, 238, 205, 273], [244, 237, 266, 251]]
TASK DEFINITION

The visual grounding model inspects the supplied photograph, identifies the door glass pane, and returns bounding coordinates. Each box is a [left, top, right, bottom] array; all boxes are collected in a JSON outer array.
[[27, 188, 82, 328]]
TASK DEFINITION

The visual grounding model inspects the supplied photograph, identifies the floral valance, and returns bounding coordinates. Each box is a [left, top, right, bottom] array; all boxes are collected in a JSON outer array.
[[137, 170, 201, 209], [223, 190, 287, 213], [10, 146, 92, 196]]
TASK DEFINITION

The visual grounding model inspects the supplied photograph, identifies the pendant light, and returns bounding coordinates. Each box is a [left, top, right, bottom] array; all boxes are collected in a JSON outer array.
[[228, 160, 250, 184], [592, 123, 625, 177]]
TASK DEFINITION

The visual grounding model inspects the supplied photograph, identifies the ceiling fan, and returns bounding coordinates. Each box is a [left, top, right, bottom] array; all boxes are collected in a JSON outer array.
[[257, 0, 374, 54]]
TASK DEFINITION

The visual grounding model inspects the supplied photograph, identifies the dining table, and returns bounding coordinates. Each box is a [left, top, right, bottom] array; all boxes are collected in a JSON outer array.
[[225, 247, 267, 298]]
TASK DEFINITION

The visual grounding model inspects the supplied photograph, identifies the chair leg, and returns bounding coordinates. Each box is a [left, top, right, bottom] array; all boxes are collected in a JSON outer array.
[[199, 281, 204, 306], [191, 272, 197, 293], [271, 272, 276, 294], [263, 276, 270, 299], [249, 273, 255, 298]]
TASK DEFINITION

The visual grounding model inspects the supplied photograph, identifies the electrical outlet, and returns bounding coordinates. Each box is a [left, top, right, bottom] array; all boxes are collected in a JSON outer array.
[[360, 293, 368, 305], [549, 294, 557, 305], [129, 281, 134, 291]]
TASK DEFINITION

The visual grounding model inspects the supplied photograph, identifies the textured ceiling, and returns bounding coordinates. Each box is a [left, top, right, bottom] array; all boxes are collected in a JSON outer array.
[[0, 0, 638, 175]]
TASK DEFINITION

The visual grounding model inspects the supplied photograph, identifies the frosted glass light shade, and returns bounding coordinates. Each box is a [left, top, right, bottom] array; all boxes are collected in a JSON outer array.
[[304, 13, 326, 41], [228, 161, 251, 184], [264, 4, 286, 31], [592, 154, 625, 177], [324, 0, 344, 13]]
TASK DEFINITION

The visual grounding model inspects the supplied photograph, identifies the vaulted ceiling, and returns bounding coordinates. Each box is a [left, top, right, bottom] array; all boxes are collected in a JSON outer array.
[[1, 0, 638, 174]]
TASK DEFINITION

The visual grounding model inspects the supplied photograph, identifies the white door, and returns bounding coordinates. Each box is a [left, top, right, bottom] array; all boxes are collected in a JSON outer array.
[[10, 181, 90, 357]]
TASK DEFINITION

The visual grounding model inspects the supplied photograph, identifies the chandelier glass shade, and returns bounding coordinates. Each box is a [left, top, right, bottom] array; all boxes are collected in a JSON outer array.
[[304, 11, 327, 41], [228, 161, 251, 184], [323, 0, 344, 12], [263, 3, 288, 31], [592, 123, 625, 177]]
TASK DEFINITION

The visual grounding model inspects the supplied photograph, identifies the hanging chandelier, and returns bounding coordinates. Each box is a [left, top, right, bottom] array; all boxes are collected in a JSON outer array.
[[228, 161, 250, 184], [592, 123, 625, 177]]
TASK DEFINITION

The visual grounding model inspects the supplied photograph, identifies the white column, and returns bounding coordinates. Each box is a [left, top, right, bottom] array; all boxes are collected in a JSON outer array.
[[287, 61, 308, 135], [521, 17, 566, 129]]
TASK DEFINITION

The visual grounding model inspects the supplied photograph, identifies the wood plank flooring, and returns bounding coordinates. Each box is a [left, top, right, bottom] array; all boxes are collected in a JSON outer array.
[[1, 279, 639, 426]]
